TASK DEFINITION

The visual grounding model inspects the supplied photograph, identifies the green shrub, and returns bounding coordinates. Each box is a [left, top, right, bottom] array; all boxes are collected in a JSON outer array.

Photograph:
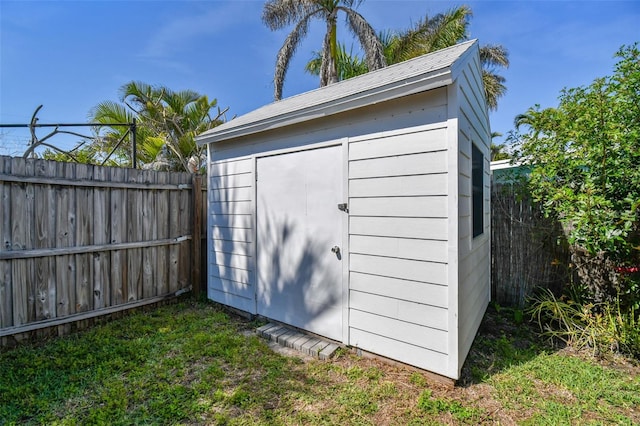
[[511, 43, 640, 304]]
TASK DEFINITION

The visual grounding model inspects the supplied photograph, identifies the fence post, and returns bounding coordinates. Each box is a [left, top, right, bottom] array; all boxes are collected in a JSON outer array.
[[191, 174, 203, 297]]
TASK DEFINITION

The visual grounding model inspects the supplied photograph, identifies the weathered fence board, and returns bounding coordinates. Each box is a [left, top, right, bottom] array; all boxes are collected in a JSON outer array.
[[93, 166, 109, 310], [11, 158, 29, 326], [156, 172, 169, 296], [491, 182, 570, 307], [110, 166, 126, 306], [0, 158, 12, 327], [56, 161, 74, 318], [168, 173, 181, 293], [142, 170, 156, 299], [34, 159, 56, 321], [179, 178, 190, 291], [0, 156, 201, 343], [75, 163, 93, 314], [127, 168, 143, 302]]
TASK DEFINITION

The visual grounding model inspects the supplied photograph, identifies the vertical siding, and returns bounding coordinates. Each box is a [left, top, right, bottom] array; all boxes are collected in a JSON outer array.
[[207, 156, 256, 313], [456, 52, 492, 374], [347, 123, 451, 373]]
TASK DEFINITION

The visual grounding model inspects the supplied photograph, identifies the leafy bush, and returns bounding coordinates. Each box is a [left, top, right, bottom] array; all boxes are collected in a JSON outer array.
[[511, 43, 640, 305]]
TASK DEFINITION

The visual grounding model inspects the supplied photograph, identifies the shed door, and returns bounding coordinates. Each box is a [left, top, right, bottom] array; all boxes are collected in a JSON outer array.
[[256, 145, 343, 341]]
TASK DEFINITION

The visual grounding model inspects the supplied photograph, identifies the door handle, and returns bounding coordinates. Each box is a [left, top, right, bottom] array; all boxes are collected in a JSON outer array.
[[331, 246, 340, 254]]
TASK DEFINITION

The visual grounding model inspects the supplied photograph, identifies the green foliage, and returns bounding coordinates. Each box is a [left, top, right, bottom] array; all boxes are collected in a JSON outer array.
[[512, 44, 640, 263], [42, 144, 104, 165], [305, 42, 369, 81], [90, 81, 227, 172], [513, 43, 640, 315], [491, 142, 510, 161], [528, 287, 640, 358]]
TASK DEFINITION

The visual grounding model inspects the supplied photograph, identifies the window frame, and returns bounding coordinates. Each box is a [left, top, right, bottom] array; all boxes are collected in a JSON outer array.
[[471, 143, 484, 238]]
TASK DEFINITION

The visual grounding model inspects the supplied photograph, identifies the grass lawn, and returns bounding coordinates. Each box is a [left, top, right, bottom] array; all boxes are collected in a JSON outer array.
[[1, 298, 639, 425]]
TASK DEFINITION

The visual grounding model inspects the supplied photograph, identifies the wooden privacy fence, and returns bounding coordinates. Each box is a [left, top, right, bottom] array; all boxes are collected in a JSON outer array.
[[0, 156, 204, 344], [491, 182, 570, 307]]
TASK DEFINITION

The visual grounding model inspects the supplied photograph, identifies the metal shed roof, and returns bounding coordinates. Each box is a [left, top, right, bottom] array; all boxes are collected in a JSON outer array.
[[197, 39, 477, 145]]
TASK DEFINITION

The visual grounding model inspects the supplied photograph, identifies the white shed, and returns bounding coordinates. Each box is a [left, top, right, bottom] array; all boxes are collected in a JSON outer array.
[[196, 40, 491, 380]]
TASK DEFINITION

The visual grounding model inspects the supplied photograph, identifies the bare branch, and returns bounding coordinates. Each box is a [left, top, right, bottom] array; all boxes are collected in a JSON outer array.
[[39, 129, 93, 145], [212, 106, 230, 122], [35, 141, 80, 163]]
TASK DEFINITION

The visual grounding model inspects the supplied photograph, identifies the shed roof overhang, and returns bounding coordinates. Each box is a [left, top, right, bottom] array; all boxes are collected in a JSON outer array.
[[196, 39, 477, 146]]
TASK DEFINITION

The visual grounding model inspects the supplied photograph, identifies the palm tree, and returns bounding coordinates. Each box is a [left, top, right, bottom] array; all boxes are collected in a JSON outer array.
[[383, 6, 471, 64], [91, 81, 228, 171], [305, 5, 509, 110], [490, 132, 510, 161], [480, 44, 509, 111], [306, 7, 469, 76], [91, 99, 150, 166], [263, 0, 385, 100], [305, 42, 368, 81]]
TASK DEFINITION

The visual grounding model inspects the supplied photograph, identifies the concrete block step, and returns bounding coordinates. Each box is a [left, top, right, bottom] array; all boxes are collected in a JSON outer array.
[[256, 322, 340, 360]]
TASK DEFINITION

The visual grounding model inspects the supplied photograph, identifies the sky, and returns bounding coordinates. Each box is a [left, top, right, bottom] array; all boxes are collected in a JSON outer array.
[[0, 0, 638, 156]]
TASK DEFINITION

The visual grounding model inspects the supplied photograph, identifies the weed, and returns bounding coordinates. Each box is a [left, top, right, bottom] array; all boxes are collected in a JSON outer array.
[[417, 390, 482, 422], [416, 389, 434, 411], [338, 384, 379, 415], [409, 372, 428, 387], [228, 388, 252, 408], [528, 288, 640, 357]]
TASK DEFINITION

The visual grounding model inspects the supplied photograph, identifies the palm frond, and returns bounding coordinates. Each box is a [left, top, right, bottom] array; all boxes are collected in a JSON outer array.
[[514, 109, 538, 130], [90, 101, 133, 125], [88, 80, 224, 171], [163, 89, 200, 115], [424, 5, 470, 51], [274, 15, 312, 99], [482, 69, 507, 111], [386, 5, 470, 64], [262, 0, 316, 30], [337, 44, 368, 80], [377, 30, 396, 62], [480, 44, 510, 69], [306, 43, 367, 81], [342, 7, 385, 71], [119, 81, 157, 105], [137, 135, 166, 165], [305, 50, 323, 76]]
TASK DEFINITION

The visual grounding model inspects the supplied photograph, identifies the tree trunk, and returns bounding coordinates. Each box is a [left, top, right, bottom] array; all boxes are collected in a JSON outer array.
[[325, 14, 338, 85]]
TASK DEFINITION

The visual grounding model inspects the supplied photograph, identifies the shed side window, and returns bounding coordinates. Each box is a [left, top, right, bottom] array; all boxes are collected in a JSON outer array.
[[472, 143, 483, 238]]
